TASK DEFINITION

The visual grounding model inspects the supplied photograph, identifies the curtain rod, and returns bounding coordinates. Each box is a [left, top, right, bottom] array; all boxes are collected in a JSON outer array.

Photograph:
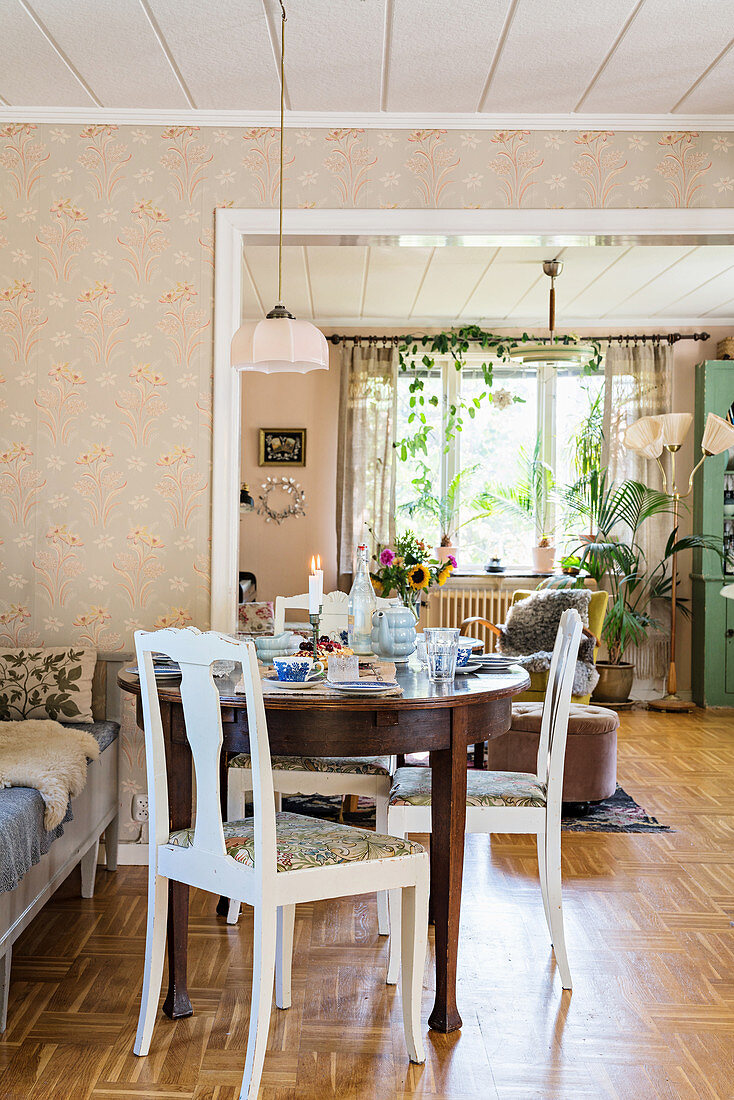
[[328, 331, 710, 349]]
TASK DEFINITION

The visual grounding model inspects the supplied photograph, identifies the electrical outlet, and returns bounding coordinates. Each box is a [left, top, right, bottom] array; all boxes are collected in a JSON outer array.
[[131, 794, 149, 822]]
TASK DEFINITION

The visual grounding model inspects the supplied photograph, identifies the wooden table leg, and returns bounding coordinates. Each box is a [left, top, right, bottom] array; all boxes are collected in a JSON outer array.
[[163, 882, 192, 1018], [216, 751, 231, 919], [162, 704, 193, 1019], [427, 706, 468, 1033]]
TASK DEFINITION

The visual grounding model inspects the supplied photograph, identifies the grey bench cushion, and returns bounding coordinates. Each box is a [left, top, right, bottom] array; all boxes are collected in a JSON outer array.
[[67, 720, 119, 753], [0, 720, 119, 894]]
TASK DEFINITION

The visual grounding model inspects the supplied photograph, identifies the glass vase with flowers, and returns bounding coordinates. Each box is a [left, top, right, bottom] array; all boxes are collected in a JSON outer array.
[[371, 530, 456, 620]]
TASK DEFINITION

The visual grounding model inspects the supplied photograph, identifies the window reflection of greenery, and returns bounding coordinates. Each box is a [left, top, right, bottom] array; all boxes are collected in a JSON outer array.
[[396, 366, 606, 570]]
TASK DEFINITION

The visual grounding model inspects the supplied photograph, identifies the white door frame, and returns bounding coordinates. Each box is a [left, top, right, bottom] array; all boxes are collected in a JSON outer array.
[[211, 206, 734, 631]]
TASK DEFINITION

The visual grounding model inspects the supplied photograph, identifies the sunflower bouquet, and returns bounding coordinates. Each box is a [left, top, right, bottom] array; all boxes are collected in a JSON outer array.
[[371, 530, 455, 616]]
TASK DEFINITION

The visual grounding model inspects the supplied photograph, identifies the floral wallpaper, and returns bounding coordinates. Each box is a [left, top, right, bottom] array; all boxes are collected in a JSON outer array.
[[1, 123, 733, 842]]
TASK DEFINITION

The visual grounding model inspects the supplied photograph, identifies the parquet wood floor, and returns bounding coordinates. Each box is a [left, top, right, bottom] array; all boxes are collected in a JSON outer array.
[[3, 709, 734, 1099]]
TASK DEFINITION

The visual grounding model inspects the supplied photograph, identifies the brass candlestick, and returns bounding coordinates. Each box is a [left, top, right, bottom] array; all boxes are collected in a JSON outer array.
[[309, 611, 320, 663]]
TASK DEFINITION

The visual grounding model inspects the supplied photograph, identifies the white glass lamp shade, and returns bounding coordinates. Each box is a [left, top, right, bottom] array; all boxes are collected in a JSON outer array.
[[657, 412, 693, 447], [231, 316, 329, 374], [622, 415, 664, 458], [507, 341, 596, 365], [702, 412, 734, 455]]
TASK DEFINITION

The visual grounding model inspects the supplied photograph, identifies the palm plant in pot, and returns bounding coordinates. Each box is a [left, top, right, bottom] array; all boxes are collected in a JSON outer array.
[[562, 476, 721, 703], [476, 438, 556, 572], [399, 462, 493, 567]]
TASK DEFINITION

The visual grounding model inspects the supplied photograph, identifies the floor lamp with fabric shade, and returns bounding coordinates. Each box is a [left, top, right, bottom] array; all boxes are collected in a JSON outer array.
[[623, 412, 734, 711]]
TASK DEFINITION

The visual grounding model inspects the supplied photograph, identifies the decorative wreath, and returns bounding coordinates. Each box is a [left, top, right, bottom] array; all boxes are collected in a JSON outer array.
[[257, 476, 307, 524]]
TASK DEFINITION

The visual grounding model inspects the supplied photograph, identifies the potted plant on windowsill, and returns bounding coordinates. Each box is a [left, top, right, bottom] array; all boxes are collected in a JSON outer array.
[[399, 463, 493, 569], [475, 438, 556, 574]]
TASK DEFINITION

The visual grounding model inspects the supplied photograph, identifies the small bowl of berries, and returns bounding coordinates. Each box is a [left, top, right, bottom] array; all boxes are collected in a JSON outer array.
[[299, 634, 355, 675]]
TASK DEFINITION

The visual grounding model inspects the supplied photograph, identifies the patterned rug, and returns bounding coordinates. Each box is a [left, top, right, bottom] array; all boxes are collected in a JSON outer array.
[[281, 784, 671, 834]]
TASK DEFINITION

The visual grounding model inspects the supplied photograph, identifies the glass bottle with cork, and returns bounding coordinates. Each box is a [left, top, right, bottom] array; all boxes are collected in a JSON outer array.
[[348, 544, 376, 655]]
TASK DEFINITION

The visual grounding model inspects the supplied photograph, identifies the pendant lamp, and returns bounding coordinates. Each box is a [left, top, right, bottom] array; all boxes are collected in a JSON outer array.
[[508, 261, 595, 365], [231, 2, 328, 374]]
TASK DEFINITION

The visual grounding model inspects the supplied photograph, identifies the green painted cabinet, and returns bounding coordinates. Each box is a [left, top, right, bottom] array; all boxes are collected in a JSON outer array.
[[692, 360, 734, 707]]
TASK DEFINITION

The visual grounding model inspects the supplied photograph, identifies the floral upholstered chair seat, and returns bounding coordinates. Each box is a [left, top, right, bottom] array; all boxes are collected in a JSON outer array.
[[228, 753, 393, 777], [389, 767, 547, 809], [169, 811, 423, 872], [237, 601, 275, 635]]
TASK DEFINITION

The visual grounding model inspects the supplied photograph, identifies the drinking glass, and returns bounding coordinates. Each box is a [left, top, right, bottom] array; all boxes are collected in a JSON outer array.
[[327, 653, 360, 682], [424, 627, 460, 683]]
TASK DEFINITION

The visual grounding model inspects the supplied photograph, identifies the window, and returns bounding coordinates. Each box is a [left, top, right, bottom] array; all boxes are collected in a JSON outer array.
[[395, 356, 604, 570]]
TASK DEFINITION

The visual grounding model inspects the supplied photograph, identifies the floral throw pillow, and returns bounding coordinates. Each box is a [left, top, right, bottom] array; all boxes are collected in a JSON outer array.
[[237, 601, 274, 635], [0, 647, 97, 723]]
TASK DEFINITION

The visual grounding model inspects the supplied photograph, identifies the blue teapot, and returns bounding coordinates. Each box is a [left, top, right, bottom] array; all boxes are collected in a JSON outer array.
[[370, 604, 417, 663]]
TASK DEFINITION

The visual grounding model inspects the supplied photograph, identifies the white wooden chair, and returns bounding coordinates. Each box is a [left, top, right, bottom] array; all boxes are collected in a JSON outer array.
[[227, 588, 396, 929], [133, 627, 429, 1099], [385, 608, 583, 990], [273, 588, 393, 637]]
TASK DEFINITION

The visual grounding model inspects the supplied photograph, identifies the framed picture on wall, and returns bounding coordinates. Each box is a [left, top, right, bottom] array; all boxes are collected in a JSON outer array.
[[259, 428, 306, 467]]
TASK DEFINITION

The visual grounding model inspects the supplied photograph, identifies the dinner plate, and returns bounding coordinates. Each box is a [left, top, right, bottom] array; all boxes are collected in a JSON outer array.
[[126, 666, 182, 679], [264, 673, 325, 690], [475, 656, 518, 669], [329, 680, 399, 696]]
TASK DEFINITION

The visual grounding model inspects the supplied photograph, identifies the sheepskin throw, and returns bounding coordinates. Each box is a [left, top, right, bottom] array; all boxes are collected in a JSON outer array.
[[498, 589, 599, 697], [0, 647, 96, 723], [0, 720, 100, 829]]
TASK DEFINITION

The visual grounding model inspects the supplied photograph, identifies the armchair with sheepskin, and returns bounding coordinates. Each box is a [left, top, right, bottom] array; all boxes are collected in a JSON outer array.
[[462, 587, 609, 705]]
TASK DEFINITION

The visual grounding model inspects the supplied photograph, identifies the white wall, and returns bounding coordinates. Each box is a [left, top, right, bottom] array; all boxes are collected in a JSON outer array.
[[239, 346, 341, 601]]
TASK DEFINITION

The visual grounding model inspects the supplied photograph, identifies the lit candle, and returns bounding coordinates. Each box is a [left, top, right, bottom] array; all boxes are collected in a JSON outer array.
[[315, 554, 323, 603], [308, 556, 321, 616]]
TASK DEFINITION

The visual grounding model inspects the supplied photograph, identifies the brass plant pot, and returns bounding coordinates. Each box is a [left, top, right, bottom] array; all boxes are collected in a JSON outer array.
[[592, 661, 634, 704]]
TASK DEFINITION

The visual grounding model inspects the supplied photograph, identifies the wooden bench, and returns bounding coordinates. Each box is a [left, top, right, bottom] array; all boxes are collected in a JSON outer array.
[[0, 657, 122, 1032]]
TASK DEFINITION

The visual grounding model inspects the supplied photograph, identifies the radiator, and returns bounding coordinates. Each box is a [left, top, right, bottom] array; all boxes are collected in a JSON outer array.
[[423, 583, 525, 651]]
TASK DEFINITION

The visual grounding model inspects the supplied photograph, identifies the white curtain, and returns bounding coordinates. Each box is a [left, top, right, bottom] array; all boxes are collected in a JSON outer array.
[[335, 345, 399, 582], [602, 342, 673, 680]]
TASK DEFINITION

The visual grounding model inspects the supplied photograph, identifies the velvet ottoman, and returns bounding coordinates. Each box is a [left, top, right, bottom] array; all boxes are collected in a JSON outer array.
[[485, 702, 619, 804]]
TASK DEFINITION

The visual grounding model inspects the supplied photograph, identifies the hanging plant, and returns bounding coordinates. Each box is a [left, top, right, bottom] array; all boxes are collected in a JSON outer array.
[[394, 325, 602, 461]]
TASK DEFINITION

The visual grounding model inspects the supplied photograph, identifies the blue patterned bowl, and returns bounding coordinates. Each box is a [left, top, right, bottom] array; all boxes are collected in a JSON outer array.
[[456, 643, 475, 667], [273, 656, 313, 682]]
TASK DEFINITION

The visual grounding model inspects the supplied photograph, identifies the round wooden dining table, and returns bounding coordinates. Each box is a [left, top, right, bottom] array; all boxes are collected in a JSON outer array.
[[118, 661, 530, 1034]]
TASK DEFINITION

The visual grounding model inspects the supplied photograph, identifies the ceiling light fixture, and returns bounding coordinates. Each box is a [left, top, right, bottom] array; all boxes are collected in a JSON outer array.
[[231, 1, 328, 374], [508, 261, 596, 366]]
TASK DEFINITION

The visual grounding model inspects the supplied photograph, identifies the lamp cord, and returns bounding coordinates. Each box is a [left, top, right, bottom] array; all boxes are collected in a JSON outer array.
[[277, 0, 286, 306]]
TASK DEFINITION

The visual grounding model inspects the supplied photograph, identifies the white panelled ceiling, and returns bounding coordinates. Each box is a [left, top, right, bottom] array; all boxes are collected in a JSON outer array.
[[0, 0, 732, 119], [241, 243, 734, 326]]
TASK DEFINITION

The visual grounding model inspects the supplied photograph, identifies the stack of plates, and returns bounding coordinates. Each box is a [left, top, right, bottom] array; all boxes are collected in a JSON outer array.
[[474, 653, 521, 673], [127, 655, 181, 679]]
